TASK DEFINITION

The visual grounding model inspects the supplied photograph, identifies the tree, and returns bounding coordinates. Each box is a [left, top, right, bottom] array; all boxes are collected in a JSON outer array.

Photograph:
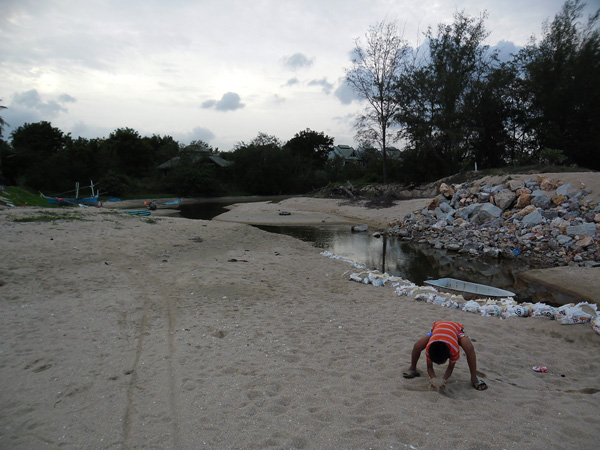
[[284, 129, 333, 166], [106, 128, 153, 177], [11, 121, 69, 189], [0, 100, 7, 138], [395, 11, 496, 179], [517, 0, 600, 169], [345, 20, 411, 184]]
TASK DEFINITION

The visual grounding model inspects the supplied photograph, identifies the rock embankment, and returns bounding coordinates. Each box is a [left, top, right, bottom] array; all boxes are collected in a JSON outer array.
[[387, 175, 600, 266]]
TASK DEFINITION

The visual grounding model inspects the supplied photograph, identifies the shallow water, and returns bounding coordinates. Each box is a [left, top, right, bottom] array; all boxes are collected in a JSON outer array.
[[180, 199, 537, 297], [255, 224, 534, 292]]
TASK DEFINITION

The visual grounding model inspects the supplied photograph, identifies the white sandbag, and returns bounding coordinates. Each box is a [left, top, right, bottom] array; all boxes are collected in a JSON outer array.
[[462, 300, 481, 314], [429, 295, 448, 306], [530, 303, 558, 320], [415, 292, 435, 302], [480, 304, 502, 317], [395, 283, 418, 296], [349, 273, 363, 283], [501, 304, 531, 319], [443, 300, 461, 309], [368, 272, 387, 287], [557, 302, 597, 325], [592, 316, 600, 335]]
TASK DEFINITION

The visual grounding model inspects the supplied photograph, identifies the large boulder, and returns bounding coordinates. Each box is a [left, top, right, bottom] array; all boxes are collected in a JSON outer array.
[[439, 183, 455, 199], [494, 189, 516, 210], [566, 223, 597, 236], [472, 203, 502, 225]]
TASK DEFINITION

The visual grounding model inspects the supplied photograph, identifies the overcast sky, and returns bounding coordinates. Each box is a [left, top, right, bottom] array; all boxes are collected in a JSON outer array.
[[1, 0, 598, 151]]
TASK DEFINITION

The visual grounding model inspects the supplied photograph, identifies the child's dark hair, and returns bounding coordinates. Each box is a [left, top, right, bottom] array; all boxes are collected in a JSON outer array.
[[429, 341, 450, 364]]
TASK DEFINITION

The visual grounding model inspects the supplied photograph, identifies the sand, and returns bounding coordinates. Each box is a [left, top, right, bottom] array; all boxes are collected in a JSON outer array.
[[1, 190, 599, 449]]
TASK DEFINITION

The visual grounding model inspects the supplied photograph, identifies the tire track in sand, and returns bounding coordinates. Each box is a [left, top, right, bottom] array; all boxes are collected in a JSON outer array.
[[119, 263, 181, 449]]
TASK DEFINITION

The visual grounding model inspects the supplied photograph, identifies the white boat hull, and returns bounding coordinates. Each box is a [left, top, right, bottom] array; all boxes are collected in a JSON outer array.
[[425, 278, 515, 298]]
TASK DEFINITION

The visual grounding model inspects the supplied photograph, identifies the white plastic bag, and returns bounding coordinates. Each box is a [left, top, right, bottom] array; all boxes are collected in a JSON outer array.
[[557, 302, 597, 325], [501, 304, 531, 319], [530, 303, 558, 320], [480, 304, 502, 317], [462, 300, 481, 314], [592, 316, 600, 335]]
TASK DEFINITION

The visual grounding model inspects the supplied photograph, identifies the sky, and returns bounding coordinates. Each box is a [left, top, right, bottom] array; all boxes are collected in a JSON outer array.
[[1, 0, 598, 151]]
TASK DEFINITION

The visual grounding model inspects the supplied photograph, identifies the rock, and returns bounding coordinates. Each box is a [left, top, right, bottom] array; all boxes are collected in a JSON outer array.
[[556, 183, 579, 198], [576, 235, 594, 248], [478, 192, 491, 202], [551, 194, 566, 206], [472, 203, 503, 225], [516, 187, 532, 196], [515, 193, 532, 209], [506, 179, 524, 191], [595, 214, 600, 223], [518, 205, 537, 216], [439, 183, 455, 199], [522, 209, 544, 226], [556, 235, 573, 245], [494, 189, 517, 211], [531, 194, 552, 209], [566, 223, 596, 236], [428, 196, 441, 210], [539, 177, 558, 191], [351, 224, 369, 232]]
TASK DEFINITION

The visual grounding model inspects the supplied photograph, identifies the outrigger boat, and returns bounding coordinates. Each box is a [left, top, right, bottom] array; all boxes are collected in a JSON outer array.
[[425, 278, 515, 298], [42, 181, 99, 206]]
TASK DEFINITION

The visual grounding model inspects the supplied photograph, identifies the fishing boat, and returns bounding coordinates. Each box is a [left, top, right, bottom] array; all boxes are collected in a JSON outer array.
[[425, 278, 515, 298], [42, 181, 99, 206]]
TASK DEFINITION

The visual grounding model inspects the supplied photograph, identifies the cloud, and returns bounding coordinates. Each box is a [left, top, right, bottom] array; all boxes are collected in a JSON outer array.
[[334, 79, 361, 104], [283, 53, 314, 70], [174, 126, 216, 145], [284, 77, 300, 87], [491, 40, 521, 63], [308, 78, 334, 94], [58, 93, 77, 103], [202, 92, 245, 112], [2, 89, 76, 134]]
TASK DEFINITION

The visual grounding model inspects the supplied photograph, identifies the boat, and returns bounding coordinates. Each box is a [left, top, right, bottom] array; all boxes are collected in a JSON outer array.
[[124, 210, 151, 216], [424, 278, 515, 298], [42, 181, 99, 206]]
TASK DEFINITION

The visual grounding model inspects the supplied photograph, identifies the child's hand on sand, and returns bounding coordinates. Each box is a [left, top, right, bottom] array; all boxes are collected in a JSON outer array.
[[429, 377, 447, 390]]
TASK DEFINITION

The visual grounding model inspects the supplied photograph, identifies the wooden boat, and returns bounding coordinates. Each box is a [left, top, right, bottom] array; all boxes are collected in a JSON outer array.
[[424, 278, 515, 298], [42, 181, 99, 206]]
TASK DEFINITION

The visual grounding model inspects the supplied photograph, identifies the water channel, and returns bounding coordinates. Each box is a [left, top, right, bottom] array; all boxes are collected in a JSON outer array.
[[179, 199, 538, 298]]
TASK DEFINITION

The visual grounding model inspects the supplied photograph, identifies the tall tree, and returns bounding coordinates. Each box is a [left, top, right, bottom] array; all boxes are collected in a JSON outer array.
[[10, 121, 69, 189], [345, 20, 410, 184], [517, 0, 600, 169], [395, 11, 495, 179], [0, 100, 7, 138], [283, 128, 333, 167]]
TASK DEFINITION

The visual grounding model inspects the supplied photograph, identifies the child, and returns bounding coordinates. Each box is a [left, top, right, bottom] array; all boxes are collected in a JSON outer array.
[[403, 321, 487, 390]]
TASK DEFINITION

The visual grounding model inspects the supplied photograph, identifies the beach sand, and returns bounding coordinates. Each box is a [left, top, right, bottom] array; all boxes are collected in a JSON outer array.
[[1, 193, 599, 449]]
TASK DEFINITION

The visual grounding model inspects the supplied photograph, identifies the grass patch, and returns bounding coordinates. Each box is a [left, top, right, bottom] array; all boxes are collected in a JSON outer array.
[[0, 186, 50, 207], [12, 212, 86, 223]]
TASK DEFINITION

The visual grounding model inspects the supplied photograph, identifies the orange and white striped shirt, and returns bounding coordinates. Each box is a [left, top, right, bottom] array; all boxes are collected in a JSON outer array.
[[425, 321, 464, 363]]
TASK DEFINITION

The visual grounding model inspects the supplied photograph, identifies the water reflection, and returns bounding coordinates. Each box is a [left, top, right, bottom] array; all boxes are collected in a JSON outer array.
[[179, 200, 536, 296], [255, 224, 534, 292]]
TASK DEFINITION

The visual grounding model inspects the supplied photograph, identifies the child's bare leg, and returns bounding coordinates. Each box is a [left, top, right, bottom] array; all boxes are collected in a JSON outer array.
[[408, 335, 431, 371], [460, 337, 478, 384]]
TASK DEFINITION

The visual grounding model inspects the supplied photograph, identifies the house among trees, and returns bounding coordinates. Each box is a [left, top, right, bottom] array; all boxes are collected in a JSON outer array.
[[328, 144, 362, 165], [157, 142, 232, 174]]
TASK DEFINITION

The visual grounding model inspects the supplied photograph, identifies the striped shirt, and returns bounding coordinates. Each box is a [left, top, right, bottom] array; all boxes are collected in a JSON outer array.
[[426, 321, 464, 363]]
